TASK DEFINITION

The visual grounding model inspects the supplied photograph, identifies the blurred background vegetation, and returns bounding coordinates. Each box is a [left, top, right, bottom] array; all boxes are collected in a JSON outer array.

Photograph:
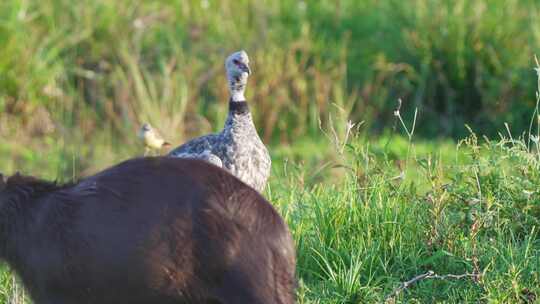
[[2, 1, 540, 302], [0, 0, 539, 175]]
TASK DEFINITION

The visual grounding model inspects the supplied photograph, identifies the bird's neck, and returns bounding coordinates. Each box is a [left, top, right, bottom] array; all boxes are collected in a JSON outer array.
[[228, 77, 247, 102], [224, 76, 258, 136], [230, 90, 246, 102], [222, 100, 257, 138], [228, 100, 250, 115]]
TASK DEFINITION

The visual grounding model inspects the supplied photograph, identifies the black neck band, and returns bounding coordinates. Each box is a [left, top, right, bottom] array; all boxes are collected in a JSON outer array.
[[229, 100, 249, 115]]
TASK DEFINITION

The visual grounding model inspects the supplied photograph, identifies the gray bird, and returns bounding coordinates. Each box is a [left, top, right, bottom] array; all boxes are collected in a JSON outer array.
[[169, 50, 271, 192]]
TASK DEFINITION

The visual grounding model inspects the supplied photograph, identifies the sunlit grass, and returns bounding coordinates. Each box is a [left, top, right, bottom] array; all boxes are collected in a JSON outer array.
[[2, 131, 540, 303], [1, 0, 540, 303], [268, 132, 540, 303], [1, 0, 539, 152]]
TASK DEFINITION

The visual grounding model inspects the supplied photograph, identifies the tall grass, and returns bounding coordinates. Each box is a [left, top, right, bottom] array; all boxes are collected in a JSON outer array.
[[4, 132, 540, 302], [265, 131, 540, 302], [1, 1, 539, 166], [268, 66, 540, 302], [2, 1, 540, 303], [2, 75, 540, 303]]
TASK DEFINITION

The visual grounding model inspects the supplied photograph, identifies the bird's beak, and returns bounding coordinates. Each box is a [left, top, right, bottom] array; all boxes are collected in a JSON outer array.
[[241, 63, 251, 75]]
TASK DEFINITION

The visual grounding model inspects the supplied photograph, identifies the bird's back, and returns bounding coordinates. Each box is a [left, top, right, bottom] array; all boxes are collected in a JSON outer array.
[[169, 129, 270, 192], [169, 133, 220, 157]]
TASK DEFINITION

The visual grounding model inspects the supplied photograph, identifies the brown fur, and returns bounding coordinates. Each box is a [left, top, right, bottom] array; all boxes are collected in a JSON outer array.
[[0, 158, 296, 304]]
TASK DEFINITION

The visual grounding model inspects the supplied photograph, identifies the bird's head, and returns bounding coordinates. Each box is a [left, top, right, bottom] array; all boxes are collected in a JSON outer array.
[[225, 50, 251, 101], [225, 50, 251, 80], [138, 123, 153, 139], [140, 123, 152, 132]]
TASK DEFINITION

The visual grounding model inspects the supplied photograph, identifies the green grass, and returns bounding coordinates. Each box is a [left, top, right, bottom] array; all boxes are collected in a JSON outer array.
[[263, 126, 539, 303], [2, 130, 540, 303], [2, 0, 540, 303], [0, 0, 539, 145]]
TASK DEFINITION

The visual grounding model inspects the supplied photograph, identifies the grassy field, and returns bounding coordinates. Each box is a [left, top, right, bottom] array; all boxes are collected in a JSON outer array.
[[1, 0, 539, 145], [3, 120, 540, 303], [2, 0, 540, 303], [276, 134, 540, 303]]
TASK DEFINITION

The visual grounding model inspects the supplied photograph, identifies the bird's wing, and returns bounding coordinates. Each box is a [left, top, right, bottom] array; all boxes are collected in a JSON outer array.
[[202, 151, 223, 167], [171, 150, 223, 168], [168, 134, 220, 157], [154, 128, 166, 141]]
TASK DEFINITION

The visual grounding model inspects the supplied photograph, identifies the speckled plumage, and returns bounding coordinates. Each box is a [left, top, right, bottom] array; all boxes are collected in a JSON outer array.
[[168, 50, 270, 192], [169, 101, 270, 192]]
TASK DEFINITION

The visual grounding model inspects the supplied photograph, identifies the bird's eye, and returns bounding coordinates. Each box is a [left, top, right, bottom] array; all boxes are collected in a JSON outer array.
[[233, 59, 240, 64]]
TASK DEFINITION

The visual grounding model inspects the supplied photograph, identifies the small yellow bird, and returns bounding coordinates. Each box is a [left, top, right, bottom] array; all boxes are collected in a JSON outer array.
[[138, 123, 171, 156]]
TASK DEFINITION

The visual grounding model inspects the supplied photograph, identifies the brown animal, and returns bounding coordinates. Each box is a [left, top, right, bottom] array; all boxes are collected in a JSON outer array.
[[0, 158, 296, 304]]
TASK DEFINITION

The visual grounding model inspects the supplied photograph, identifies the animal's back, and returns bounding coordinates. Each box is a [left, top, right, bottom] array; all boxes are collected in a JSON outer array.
[[14, 157, 295, 304], [219, 134, 271, 192], [169, 133, 220, 156], [169, 104, 271, 193]]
